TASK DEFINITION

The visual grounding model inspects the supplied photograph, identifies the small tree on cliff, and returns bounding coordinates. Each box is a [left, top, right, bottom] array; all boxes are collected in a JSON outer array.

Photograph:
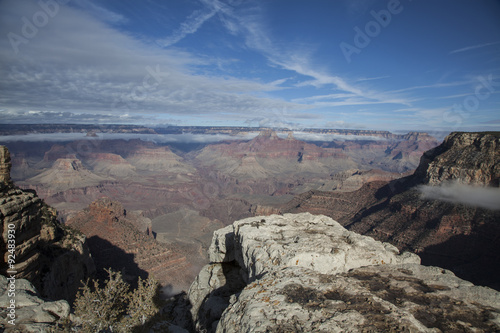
[[53, 268, 161, 332]]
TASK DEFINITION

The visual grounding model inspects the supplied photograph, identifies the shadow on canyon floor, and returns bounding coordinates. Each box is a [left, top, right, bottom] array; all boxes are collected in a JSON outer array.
[[86, 235, 148, 287]]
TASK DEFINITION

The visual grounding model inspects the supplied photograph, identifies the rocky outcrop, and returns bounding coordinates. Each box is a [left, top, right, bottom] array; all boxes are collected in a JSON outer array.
[[0, 146, 12, 187], [281, 132, 500, 290], [0, 146, 95, 303], [415, 132, 499, 186], [0, 275, 70, 332], [318, 168, 406, 192], [176, 213, 500, 332]]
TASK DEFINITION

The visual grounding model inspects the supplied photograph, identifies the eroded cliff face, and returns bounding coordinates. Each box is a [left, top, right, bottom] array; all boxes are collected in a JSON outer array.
[[280, 132, 500, 290], [0, 145, 95, 302], [415, 132, 499, 186], [173, 213, 500, 332]]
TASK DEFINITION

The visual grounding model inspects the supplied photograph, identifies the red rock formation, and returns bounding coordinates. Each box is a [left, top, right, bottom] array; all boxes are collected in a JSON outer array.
[[66, 197, 203, 291], [219, 130, 347, 159], [36, 144, 76, 168], [196, 130, 356, 181], [339, 132, 440, 173]]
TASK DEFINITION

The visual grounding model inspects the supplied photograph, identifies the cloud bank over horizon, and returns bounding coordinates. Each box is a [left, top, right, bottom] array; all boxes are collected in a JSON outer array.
[[0, 130, 395, 145], [0, 132, 259, 144]]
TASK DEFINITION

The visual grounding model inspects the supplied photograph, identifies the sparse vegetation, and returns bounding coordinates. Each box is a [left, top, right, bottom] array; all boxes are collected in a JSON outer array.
[[51, 269, 162, 333]]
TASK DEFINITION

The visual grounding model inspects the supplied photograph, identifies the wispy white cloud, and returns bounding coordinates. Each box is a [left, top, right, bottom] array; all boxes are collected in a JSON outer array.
[[292, 93, 357, 103], [0, 0, 305, 125], [227, 13, 410, 105], [228, 11, 411, 108], [449, 41, 500, 55], [435, 93, 474, 100], [419, 182, 500, 210], [73, 0, 128, 24], [355, 76, 390, 82], [0, 132, 261, 144], [156, 0, 222, 47], [389, 80, 471, 94], [156, 1, 412, 115], [392, 107, 421, 113], [307, 99, 404, 108]]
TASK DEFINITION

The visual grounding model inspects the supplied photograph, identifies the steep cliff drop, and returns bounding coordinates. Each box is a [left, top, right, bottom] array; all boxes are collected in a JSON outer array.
[[171, 213, 500, 332], [0, 145, 95, 331]]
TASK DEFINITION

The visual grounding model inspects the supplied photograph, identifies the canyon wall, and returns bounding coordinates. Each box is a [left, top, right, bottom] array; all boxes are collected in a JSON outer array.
[[415, 131, 499, 186]]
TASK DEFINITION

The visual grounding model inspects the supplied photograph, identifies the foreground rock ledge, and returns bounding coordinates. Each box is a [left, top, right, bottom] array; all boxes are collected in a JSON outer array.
[[0, 276, 70, 332], [179, 213, 500, 332]]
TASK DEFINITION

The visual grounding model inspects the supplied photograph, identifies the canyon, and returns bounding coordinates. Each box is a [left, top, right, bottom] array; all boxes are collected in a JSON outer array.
[[1, 128, 499, 332], [1, 128, 438, 290]]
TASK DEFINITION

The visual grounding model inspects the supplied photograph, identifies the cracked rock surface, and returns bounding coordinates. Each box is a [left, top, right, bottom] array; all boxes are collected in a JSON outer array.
[[179, 213, 500, 332]]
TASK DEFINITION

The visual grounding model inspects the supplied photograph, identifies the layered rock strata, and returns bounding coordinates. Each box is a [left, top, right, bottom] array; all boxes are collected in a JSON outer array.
[[0, 145, 95, 302], [415, 132, 499, 186], [174, 213, 500, 332], [0, 146, 12, 187]]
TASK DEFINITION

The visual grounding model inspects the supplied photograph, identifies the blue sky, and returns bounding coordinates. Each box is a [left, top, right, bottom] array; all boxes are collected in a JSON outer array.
[[1, 0, 499, 132]]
